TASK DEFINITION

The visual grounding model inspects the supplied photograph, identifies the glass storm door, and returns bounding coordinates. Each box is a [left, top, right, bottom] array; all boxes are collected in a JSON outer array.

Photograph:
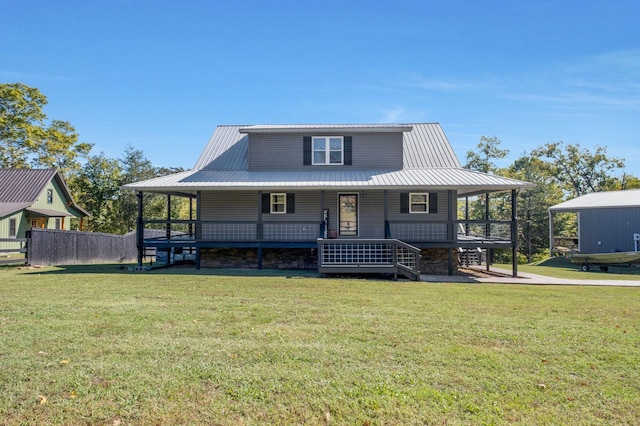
[[338, 193, 358, 236]]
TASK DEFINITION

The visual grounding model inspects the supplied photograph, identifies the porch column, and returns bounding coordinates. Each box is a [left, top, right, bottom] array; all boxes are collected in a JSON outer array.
[[195, 191, 201, 270], [166, 195, 171, 241], [384, 190, 389, 238], [257, 191, 263, 269], [447, 190, 455, 276], [136, 191, 144, 267], [485, 193, 491, 272], [511, 189, 518, 278], [548, 210, 555, 256]]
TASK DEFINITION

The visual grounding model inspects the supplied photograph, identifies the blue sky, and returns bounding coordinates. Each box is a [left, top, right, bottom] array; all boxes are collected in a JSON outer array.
[[3, 0, 639, 176]]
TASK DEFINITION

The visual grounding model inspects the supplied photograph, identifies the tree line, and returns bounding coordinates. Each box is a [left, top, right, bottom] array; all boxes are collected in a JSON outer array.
[[2, 83, 639, 261], [464, 136, 640, 262], [1, 82, 186, 234]]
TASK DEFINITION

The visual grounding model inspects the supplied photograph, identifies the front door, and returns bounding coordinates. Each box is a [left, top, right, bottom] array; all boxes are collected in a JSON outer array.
[[338, 193, 358, 236]]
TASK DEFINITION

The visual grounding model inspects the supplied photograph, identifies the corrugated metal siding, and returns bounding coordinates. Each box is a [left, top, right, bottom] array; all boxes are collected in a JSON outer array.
[[579, 208, 640, 253], [249, 132, 403, 171]]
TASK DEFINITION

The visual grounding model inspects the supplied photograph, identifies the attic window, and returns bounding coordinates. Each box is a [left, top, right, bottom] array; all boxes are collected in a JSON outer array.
[[313, 136, 343, 165], [47, 189, 53, 204]]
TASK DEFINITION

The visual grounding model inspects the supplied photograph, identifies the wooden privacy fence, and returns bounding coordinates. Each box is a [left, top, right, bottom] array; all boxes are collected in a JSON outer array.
[[0, 238, 28, 265], [27, 228, 139, 266]]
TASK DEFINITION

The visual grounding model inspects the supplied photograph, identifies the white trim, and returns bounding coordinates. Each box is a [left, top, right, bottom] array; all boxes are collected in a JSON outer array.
[[409, 192, 430, 214], [270, 193, 287, 214], [312, 136, 344, 165]]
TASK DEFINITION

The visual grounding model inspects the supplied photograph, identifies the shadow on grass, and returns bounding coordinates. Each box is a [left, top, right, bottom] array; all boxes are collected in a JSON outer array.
[[18, 263, 321, 278]]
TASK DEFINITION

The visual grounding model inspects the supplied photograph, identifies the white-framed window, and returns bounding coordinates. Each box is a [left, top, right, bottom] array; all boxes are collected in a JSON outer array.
[[313, 136, 343, 165], [270, 193, 287, 214], [409, 193, 429, 213], [9, 218, 17, 237]]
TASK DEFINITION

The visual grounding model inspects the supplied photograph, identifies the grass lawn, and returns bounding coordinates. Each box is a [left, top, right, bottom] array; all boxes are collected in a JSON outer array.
[[1, 265, 639, 425]]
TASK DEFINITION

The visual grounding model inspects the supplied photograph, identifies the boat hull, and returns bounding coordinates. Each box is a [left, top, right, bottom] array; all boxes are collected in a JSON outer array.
[[569, 251, 640, 265]]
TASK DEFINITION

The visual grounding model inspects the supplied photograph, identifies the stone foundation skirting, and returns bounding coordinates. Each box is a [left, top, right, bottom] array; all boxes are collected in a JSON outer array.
[[199, 248, 318, 270], [199, 246, 458, 275], [420, 248, 459, 275]]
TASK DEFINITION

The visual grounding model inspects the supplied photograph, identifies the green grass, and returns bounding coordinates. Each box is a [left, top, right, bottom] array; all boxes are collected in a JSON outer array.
[[1, 265, 639, 425], [495, 256, 640, 280]]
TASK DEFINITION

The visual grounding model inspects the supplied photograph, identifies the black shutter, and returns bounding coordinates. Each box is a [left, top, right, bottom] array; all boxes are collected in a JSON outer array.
[[303, 136, 312, 165], [429, 193, 438, 214], [286, 193, 295, 214], [344, 136, 352, 166], [400, 193, 409, 214], [262, 193, 270, 214]]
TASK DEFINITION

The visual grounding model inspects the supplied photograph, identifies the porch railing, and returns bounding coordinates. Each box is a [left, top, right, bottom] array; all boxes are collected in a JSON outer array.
[[386, 220, 514, 243], [317, 238, 422, 280], [141, 219, 515, 247], [142, 220, 322, 243]]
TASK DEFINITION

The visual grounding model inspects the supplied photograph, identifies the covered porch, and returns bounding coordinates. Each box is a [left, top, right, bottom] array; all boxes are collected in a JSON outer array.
[[133, 189, 521, 277]]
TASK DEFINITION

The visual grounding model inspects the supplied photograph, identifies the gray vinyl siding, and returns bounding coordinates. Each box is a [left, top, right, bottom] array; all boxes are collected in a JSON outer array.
[[578, 207, 640, 253], [198, 189, 451, 240], [248, 132, 403, 171], [199, 191, 323, 222]]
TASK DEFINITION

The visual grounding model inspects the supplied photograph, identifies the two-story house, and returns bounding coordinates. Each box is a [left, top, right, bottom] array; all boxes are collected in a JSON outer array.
[[0, 168, 89, 250], [124, 123, 533, 278]]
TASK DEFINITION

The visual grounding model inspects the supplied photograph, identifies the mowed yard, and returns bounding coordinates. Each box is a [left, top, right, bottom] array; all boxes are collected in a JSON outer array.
[[1, 266, 638, 425]]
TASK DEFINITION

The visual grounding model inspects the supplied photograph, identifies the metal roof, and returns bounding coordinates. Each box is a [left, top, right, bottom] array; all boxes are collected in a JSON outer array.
[[549, 189, 640, 212], [123, 123, 533, 195], [239, 124, 414, 133], [0, 168, 89, 217], [194, 123, 460, 171], [403, 123, 461, 168], [0, 168, 57, 202], [26, 208, 72, 217], [0, 202, 31, 219], [123, 167, 532, 196]]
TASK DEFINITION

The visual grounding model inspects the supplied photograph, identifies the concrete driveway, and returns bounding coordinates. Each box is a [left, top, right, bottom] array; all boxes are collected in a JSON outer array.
[[421, 266, 640, 287]]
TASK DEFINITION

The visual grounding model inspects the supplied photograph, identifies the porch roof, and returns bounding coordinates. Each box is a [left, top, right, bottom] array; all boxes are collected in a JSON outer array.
[[122, 167, 532, 196]]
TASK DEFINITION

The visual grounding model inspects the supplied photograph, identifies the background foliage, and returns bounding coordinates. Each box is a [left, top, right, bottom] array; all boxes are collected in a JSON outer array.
[[2, 83, 639, 254]]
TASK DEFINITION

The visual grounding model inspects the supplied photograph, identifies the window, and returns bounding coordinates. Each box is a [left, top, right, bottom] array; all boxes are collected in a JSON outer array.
[[9, 218, 16, 237], [55, 218, 61, 230], [47, 189, 53, 204], [262, 193, 295, 214], [313, 136, 343, 165], [410, 193, 429, 213], [270, 193, 286, 214]]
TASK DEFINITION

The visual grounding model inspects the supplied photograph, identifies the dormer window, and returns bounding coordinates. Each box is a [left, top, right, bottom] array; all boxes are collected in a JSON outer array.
[[313, 136, 343, 165]]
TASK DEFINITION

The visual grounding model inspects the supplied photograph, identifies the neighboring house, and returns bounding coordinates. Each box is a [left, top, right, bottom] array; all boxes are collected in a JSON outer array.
[[124, 123, 533, 277], [549, 189, 640, 254], [0, 169, 89, 247]]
